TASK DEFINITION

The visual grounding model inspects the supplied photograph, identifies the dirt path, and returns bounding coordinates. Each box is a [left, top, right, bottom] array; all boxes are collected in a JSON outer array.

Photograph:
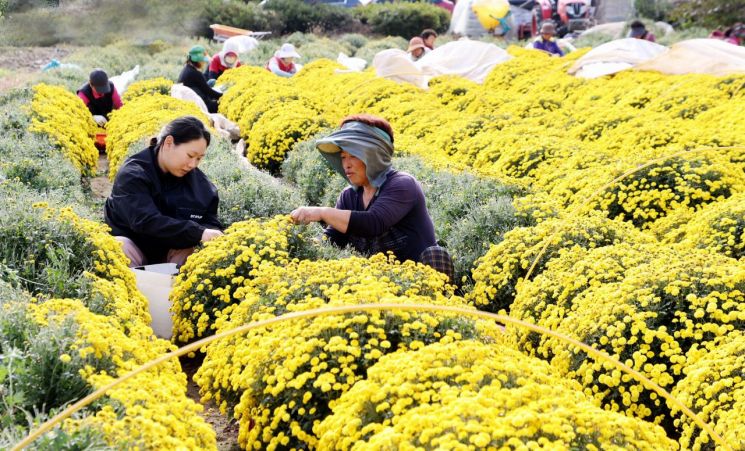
[[181, 356, 241, 451], [90, 153, 113, 199]]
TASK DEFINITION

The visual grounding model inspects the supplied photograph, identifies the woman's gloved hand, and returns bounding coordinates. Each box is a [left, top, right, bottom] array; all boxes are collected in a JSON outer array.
[[201, 228, 223, 243], [92, 115, 108, 127]]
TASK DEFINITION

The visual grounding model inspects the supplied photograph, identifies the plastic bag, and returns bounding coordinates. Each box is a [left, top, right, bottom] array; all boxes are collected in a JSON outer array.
[[471, 0, 510, 31]]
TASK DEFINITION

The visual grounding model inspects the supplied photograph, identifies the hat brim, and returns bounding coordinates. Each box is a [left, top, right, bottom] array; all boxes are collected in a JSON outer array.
[[408, 45, 426, 52], [92, 83, 111, 94], [277, 51, 301, 59], [317, 141, 342, 154]]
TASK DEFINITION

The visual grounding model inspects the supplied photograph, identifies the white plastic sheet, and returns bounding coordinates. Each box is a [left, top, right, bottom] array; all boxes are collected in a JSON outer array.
[[170, 83, 209, 114], [337, 52, 367, 72], [109, 65, 140, 96], [568, 38, 667, 78], [373, 40, 512, 88], [223, 35, 260, 54], [634, 39, 745, 76]]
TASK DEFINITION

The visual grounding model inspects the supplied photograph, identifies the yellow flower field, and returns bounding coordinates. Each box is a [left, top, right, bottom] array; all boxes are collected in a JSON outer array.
[[10, 41, 745, 450]]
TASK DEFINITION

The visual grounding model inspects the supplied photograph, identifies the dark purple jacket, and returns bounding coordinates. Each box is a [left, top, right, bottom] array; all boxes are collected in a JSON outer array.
[[533, 39, 564, 56], [325, 170, 436, 263]]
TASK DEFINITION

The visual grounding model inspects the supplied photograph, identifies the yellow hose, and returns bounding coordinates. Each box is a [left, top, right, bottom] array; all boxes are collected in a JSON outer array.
[[14, 303, 731, 450]]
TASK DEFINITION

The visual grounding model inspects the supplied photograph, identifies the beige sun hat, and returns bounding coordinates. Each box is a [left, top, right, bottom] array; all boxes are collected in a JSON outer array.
[[276, 43, 301, 59]]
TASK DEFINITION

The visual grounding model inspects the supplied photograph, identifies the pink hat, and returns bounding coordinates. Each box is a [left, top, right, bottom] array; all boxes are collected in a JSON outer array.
[[407, 37, 426, 53]]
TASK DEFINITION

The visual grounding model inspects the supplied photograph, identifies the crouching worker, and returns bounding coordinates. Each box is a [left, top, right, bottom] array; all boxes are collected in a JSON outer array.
[[290, 114, 454, 282], [104, 116, 223, 268], [77, 69, 122, 127]]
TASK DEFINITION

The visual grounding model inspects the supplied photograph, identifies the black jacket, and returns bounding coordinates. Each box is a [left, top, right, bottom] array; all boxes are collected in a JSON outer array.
[[177, 63, 222, 112], [104, 146, 222, 264], [77, 82, 115, 117]]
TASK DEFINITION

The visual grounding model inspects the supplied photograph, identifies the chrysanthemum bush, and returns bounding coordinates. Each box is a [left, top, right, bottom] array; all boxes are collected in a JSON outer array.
[[672, 331, 745, 450], [316, 340, 676, 450], [105, 93, 210, 179], [199, 139, 306, 225], [652, 191, 745, 261], [195, 254, 500, 449], [246, 104, 331, 172], [589, 152, 745, 228], [0, 287, 111, 449], [26, 298, 216, 449], [468, 211, 651, 312], [121, 77, 174, 103], [0, 192, 148, 324], [28, 83, 97, 176], [506, 243, 745, 429], [0, 187, 216, 449], [170, 215, 349, 344], [216, 66, 335, 171]]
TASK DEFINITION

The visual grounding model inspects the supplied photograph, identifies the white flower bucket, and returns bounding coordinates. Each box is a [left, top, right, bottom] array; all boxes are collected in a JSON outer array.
[[132, 263, 178, 339]]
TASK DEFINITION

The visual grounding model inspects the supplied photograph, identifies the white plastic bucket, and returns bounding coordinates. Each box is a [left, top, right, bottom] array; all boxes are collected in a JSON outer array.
[[132, 263, 178, 339]]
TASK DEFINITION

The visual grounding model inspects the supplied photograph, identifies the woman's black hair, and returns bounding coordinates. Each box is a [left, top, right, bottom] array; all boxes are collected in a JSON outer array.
[[149, 116, 211, 151]]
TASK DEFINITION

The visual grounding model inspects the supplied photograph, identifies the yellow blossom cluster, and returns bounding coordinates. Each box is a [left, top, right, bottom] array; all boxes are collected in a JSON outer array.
[[27, 298, 216, 449], [105, 93, 210, 179], [467, 211, 651, 311], [652, 191, 745, 261], [170, 215, 299, 343], [12, 202, 217, 448], [216, 65, 334, 171], [507, 242, 745, 428], [215, 51, 744, 227], [121, 77, 174, 103], [317, 340, 675, 450], [671, 331, 745, 450], [195, 254, 497, 450], [55, 205, 150, 324], [28, 83, 98, 176]]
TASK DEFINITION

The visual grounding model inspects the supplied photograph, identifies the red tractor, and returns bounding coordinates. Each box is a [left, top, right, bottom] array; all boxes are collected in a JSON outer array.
[[536, 0, 595, 37]]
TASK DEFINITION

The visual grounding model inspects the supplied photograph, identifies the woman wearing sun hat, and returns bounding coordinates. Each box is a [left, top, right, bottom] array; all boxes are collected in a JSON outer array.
[[265, 43, 302, 77], [290, 114, 455, 282], [532, 21, 564, 56], [178, 44, 223, 113], [407, 37, 429, 62], [207, 40, 242, 82]]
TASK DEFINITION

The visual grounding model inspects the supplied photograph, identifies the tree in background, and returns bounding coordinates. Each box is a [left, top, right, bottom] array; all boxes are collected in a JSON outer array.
[[668, 0, 745, 28], [633, 0, 672, 22]]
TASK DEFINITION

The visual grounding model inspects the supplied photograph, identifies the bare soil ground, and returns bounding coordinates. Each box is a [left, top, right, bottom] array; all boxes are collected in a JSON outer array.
[[90, 153, 113, 199], [181, 356, 241, 451], [0, 46, 73, 92]]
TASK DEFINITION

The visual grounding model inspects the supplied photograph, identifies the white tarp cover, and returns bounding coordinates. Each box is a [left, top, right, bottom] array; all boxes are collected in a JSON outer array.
[[373, 40, 512, 88], [449, 0, 489, 36], [568, 38, 667, 78], [337, 52, 367, 71], [171, 83, 208, 114], [109, 65, 140, 96], [222, 35, 259, 54], [634, 39, 745, 76]]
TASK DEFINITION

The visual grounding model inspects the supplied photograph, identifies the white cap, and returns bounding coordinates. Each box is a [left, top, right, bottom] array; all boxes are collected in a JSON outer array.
[[276, 43, 301, 59]]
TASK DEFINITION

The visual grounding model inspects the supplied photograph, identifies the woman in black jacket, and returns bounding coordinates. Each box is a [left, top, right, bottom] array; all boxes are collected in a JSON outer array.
[[104, 116, 223, 267], [178, 45, 223, 114]]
